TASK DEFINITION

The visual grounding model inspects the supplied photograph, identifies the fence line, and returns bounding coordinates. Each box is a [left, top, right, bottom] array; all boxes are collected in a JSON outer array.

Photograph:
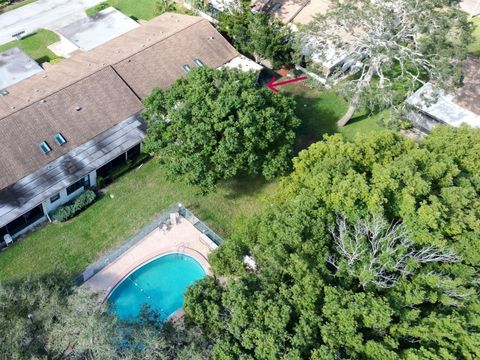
[[75, 204, 223, 285]]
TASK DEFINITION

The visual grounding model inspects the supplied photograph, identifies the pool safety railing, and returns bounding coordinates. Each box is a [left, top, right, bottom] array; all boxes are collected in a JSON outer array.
[[178, 206, 223, 247], [75, 204, 223, 286]]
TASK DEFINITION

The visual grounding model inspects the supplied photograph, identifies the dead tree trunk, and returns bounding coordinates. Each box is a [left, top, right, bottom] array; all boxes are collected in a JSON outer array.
[[337, 65, 375, 127]]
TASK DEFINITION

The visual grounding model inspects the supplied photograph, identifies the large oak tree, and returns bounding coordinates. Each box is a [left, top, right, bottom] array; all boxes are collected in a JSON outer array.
[[185, 127, 480, 359], [299, 0, 473, 126], [142, 67, 300, 192]]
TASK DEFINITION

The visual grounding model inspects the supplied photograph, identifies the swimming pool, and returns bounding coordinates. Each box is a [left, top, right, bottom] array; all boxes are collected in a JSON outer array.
[[108, 253, 206, 321]]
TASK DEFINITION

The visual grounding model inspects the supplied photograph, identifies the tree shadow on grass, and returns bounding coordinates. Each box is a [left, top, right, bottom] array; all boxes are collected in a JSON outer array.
[[18, 31, 38, 41], [221, 176, 271, 201], [347, 112, 371, 125], [292, 93, 340, 153], [35, 55, 52, 64]]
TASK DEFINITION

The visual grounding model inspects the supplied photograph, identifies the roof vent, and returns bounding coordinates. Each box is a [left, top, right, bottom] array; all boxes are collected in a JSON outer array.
[[0, 89, 9, 96], [41, 99, 47, 103], [209, 36, 215, 40], [75, 106, 82, 111]]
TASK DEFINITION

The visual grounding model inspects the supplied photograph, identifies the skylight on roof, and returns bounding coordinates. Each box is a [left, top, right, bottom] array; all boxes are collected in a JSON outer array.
[[194, 59, 204, 67], [39, 141, 52, 154], [54, 132, 67, 145], [183, 64, 192, 73]]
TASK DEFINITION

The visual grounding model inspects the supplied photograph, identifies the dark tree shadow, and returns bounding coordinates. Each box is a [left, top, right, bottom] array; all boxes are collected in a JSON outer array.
[[292, 93, 340, 153], [222, 176, 271, 200]]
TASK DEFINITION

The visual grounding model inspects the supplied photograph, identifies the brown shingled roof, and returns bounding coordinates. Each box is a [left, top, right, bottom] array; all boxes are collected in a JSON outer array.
[[0, 13, 239, 190], [0, 13, 205, 119], [0, 67, 144, 190], [113, 20, 239, 98], [454, 57, 480, 115]]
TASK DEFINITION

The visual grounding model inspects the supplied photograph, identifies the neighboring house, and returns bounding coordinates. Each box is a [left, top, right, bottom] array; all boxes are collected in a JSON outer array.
[[0, 47, 43, 92], [0, 13, 253, 243], [406, 57, 480, 132], [253, 0, 329, 26], [54, 7, 139, 56]]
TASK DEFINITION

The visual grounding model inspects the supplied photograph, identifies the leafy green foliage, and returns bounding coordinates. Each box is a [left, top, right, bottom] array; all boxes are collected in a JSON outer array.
[[0, 278, 210, 359], [52, 190, 97, 222], [0, 29, 61, 64], [219, 1, 295, 67], [143, 67, 300, 192], [85, 0, 179, 19], [185, 127, 480, 359], [299, 0, 474, 125], [85, 0, 110, 16], [468, 17, 480, 57]]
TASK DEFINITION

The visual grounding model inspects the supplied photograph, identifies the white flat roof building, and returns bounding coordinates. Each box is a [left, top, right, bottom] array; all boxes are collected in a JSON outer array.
[[0, 47, 43, 91], [221, 55, 263, 72], [56, 7, 139, 53], [406, 83, 480, 129]]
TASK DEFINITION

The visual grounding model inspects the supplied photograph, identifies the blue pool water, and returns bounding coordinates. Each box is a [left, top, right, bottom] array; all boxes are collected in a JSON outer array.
[[108, 253, 206, 321]]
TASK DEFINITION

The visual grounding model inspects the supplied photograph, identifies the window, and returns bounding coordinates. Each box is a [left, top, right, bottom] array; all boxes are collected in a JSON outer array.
[[194, 58, 204, 67], [50, 193, 60, 203], [82, 175, 90, 187], [39, 141, 52, 154], [54, 132, 67, 145], [182, 64, 191, 73], [66, 179, 84, 195]]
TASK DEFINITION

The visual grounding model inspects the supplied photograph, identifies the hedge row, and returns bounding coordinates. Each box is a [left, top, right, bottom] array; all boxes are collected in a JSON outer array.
[[51, 190, 97, 222]]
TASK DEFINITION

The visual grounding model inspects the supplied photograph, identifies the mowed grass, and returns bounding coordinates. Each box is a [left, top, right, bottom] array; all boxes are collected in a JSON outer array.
[[0, 161, 277, 282], [282, 84, 385, 150], [0, 29, 61, 64], [0, 0, 36, 13], [0, 83, 384, 283], [468, 17, 480, 57], [86, 0, 190, 20]]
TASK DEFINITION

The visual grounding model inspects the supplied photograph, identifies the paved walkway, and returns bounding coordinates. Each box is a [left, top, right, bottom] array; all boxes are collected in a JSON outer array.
[[85, 216, 217, 301], [0, 0, 104, 45]]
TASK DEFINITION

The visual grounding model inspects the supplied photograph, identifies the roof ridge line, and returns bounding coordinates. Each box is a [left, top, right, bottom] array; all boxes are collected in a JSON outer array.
[[0, 15, 205, 121], [0, 66, 112, 122]]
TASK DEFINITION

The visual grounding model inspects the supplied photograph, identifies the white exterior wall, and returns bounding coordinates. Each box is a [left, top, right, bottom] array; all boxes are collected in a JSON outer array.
[[42, 170, 97, 214]]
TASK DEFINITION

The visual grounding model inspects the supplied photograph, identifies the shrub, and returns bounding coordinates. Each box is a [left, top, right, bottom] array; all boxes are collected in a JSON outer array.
[[96, 176, 105, 189], [52, 190, 97, 222]]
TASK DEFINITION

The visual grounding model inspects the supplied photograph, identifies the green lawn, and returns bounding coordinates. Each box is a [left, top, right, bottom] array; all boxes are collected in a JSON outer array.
[[468, 17, 480, 57], [0, 162, 277, 282], [0, 0, 36, 13], [282, 84, 385, 150], [86, 0, 190, 20], [0, 29, 61, 64], [0, 84, 384, 283]]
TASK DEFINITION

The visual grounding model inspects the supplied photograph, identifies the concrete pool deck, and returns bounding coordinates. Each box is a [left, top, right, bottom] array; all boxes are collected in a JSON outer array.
[[85, 215, 216, 301]]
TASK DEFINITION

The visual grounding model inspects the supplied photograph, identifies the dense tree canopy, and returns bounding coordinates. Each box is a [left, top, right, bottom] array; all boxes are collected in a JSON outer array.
[[299, 0, 473, 126], [0, 277, 210, 359], [142, 67, 300, 192], [185, 127, 480, 359], [218, 0, 295, 67]]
